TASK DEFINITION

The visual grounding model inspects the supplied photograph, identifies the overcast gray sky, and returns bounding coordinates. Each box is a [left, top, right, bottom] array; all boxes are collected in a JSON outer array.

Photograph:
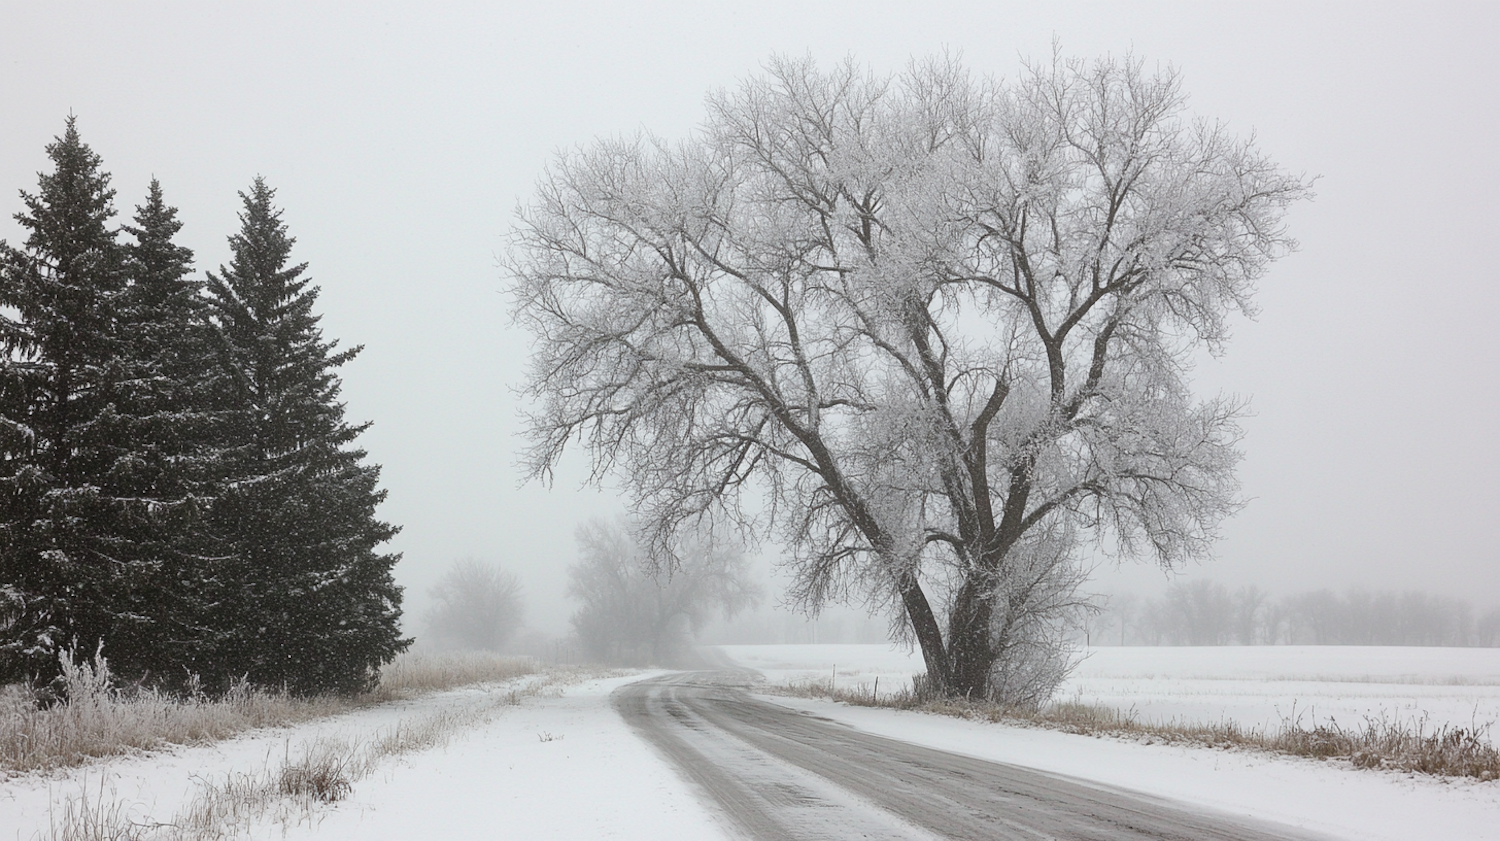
[[3, 1, 1497, 635]]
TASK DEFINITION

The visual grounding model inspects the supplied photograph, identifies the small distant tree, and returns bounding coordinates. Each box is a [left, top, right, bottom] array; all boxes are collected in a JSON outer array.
[[1285, 589, 1340, 644], [424, 559, 525, 651], [1158, 581, 1232, 645], [1105, 593, 1140, 646], [568, 517, 759, 665]]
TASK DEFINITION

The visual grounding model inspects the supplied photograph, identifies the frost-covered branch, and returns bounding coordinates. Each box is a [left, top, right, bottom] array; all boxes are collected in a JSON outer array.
[[507, 51, 1309, 701]]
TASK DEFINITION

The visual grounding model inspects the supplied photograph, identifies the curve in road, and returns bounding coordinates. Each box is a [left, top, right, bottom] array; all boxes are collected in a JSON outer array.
[[614, 670, 1328, 841]]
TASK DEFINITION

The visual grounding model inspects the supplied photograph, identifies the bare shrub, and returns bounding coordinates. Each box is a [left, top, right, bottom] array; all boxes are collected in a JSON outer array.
[[982, 528, 1093, 709]]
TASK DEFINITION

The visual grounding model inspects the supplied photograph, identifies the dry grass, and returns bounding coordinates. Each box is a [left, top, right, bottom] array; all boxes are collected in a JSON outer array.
[[0, 651, 344, 776], [367, 649, 538, 700], [777, 677, 1500, 782], [36, 665, 577, 841], [0, 647, 539, 777], [276, 739, 356, 802], [44, 775, 148, 841]]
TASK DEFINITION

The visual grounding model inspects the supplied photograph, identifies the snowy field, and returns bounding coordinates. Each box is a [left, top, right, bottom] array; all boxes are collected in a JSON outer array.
[[722, 643, 1500, 734], [722, 644, 1500, 841]]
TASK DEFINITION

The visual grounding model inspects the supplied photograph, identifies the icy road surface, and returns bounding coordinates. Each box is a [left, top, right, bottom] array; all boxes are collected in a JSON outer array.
[[615, 670, 1326, 841]]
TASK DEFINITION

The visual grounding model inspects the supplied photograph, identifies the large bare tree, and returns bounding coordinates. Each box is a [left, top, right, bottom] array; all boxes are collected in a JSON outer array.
[[508, 53, 1310, 700]]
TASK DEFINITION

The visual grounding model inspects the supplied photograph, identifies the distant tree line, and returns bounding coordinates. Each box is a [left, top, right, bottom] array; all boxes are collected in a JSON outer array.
[[0, 119, 406, 696], [1090, 581, 1500, 647]]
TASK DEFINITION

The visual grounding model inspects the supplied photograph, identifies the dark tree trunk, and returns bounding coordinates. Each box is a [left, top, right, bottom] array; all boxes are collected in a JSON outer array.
[[945, 579, 998, 699], [896, 573, 952, 694]]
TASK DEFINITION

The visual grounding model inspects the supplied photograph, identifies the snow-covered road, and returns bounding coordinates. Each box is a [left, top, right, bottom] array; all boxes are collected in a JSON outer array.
[[722, 645, 1500, 841], [616, 670, 1325, 841], [767, 693, 1500, 841]]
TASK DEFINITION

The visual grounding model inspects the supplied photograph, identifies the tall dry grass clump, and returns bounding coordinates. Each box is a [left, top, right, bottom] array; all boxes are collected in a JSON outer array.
[[0, 647, 538, 776], [1, 648, 343, 775], [1275, 715, 1500, 779]]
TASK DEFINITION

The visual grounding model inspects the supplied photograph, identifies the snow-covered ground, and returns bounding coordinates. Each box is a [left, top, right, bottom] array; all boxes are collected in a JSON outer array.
[[260, 671, 726, 840], [725, 643, 1500, 733], [722, 643, 1500, 841], [4, 646, 1496, 840], [0, 672, 727, 841]]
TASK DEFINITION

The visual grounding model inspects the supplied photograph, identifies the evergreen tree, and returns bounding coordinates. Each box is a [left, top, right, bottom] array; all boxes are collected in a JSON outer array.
[[0, 118, 144, 686], [203, 178, 406, 694], [111, 180, 224, 682]]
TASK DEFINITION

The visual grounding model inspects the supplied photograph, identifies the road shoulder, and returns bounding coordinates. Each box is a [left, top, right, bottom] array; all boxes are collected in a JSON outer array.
[[758, 693, 1500, 841]]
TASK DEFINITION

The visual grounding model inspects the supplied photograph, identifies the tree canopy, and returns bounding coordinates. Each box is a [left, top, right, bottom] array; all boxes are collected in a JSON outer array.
[[0, 122, 406, 695], [509, 53, 1311, 700]]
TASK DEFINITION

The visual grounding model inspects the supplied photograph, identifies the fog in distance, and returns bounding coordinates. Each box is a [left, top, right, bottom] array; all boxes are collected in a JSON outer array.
[[2, 2, 1496, 637]]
